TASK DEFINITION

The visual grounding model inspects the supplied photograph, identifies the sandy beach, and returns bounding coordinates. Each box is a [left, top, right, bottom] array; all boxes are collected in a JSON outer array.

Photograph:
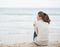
[[0, 42, 60, 47]]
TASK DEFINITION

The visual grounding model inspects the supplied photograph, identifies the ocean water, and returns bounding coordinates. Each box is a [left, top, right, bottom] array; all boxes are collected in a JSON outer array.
[[0, 8, 60, 44]]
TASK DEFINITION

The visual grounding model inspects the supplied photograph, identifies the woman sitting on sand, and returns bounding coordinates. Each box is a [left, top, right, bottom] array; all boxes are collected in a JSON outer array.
[[33, 11, 50, 46]]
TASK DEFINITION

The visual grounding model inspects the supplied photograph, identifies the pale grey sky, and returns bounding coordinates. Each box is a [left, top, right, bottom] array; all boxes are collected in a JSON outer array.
[[0, 0, 60, 8]]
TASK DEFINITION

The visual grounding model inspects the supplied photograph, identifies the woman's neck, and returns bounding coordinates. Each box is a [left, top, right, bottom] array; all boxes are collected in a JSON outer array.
[[37, 19, 43, 21]]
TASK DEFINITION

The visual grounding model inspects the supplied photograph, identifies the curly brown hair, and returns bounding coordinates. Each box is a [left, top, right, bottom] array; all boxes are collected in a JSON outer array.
[[38, 11, 50, 24]]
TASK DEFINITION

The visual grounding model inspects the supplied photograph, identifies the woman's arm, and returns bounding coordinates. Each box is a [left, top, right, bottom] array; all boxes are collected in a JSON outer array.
[[33, 21, 38, 34], [36, 27, 38, 35]]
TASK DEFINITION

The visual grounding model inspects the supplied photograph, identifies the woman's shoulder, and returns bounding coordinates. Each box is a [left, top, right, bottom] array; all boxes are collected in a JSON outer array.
[[37, 20, 49, 26]]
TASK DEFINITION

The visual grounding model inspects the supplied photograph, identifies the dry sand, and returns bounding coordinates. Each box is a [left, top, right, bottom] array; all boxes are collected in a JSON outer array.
[[0, 42, 60, 47]]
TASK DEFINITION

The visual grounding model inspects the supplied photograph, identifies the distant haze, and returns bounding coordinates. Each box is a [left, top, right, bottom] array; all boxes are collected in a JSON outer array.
[[0, 0, 60, 8]]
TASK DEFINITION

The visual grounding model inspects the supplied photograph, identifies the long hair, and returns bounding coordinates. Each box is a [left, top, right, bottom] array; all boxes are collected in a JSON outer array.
[[38, 11, 50, 24]]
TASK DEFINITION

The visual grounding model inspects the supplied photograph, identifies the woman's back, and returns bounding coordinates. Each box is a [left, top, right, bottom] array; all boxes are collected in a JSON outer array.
[[34, 20, 49, 46], [36, 20, 49, 41]]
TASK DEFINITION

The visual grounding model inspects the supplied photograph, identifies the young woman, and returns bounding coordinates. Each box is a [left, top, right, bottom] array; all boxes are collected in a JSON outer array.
[[33, 11, 50, 46]]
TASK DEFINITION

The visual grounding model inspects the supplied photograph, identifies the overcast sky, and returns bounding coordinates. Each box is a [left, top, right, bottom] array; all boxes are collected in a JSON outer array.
[[0, 0, 60, 8]]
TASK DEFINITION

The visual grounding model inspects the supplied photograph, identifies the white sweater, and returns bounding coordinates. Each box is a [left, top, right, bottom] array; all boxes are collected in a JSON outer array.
[[34, 20, 49, 45]]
